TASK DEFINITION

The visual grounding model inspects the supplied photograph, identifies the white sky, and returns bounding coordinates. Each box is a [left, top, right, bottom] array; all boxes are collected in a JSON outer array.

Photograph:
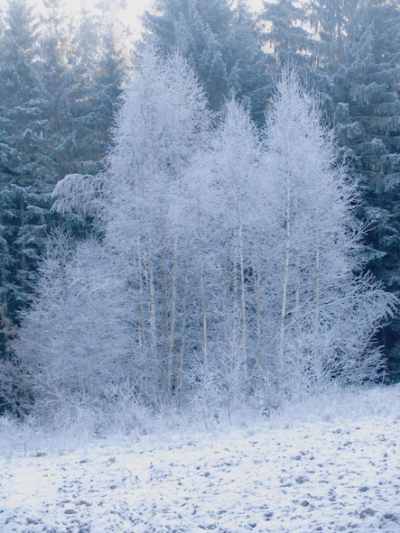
[[0, 0, 264, 41], [58, 0, 264, 35], [0, 1, 265, 39], [63, 0, 264, 15], [66, 1, 152, 32]]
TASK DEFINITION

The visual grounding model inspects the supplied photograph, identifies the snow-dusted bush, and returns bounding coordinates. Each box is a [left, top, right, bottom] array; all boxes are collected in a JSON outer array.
[[14, 233, 132, 423], [52, 174, 103, 219]]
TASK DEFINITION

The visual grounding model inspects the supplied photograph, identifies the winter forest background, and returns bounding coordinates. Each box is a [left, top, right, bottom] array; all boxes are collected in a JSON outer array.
[[1, 0, 400, 430]]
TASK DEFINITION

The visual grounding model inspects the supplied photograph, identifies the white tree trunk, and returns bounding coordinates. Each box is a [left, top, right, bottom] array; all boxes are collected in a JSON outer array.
[[147, 252, 158, 398], [177, 275, 188, 406], [200, 264, 208, 373], [136, 237, 145, 354], [168, 236, 178, 396], [313, 240, 322, 383], [279, 172, 291, 378], [238, 221, 248, 379]]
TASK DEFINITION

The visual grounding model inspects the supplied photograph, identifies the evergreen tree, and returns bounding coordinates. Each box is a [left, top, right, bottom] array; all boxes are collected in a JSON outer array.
[[142, 0, 273, 124], [0, 0, 47, 370], [227, 1, 275, 124], [260, 0, 313, 68], [0, 183, 49, 415], [63, 10, 124, 175], [330, 0, 400, 380], [0, 0, 40, 188], [0, 185, 49, 324], [90, 30, 124, 158], [308, 0, 359, 68], [0, 1, 124, 410], [65, 10, 102, 176], [34, 0, 73, 187]]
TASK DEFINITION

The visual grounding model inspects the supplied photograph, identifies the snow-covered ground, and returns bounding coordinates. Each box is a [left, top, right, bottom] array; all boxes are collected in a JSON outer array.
[[1, 386, 400, 532]]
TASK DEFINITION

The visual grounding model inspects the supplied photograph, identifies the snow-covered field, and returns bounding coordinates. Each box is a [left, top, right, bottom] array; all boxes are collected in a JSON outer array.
[[1, 386, 400, 533]]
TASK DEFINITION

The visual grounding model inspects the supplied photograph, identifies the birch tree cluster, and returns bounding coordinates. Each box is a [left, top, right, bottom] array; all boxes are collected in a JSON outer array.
[[14, 50, 396, 422]]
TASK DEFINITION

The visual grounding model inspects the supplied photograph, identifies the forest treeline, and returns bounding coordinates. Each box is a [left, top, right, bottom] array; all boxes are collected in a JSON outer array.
[[1, 0, 400, 418]]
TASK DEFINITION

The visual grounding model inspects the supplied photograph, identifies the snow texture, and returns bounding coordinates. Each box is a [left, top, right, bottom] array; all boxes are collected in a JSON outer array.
[[1, 386, 400, 532]]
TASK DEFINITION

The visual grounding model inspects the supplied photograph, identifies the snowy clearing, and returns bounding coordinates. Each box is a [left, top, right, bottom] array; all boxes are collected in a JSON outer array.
[[1, 386, 400, 533]]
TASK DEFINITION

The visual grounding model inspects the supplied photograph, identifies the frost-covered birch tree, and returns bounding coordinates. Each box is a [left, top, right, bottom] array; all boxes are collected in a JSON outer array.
[[103, 48, 211, 406], [264, 72, 397, 399], [180, 100, 272, 410]]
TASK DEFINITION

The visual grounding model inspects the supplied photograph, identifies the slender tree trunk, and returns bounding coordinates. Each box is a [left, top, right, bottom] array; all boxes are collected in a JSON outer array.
[[238, 221, 248, 379], [147, 250, 158, 400], [168, 236, 178, 396], [231, 247, 239, 373], [137, 237, 145, 354], [200, 263, 208, 374], [314, 247, 321, 335], [255, 257, 263, 372], [279, 172, 291, 378], [313, 239, 321, 384], [177, 274, 188, 407]]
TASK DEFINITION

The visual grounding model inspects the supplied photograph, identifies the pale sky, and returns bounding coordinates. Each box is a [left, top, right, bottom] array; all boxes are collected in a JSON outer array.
[[1, 0, 264, 40], [63, 0, 264, 15], [58, 0, 264, 35], [66, 0, 152, 32]]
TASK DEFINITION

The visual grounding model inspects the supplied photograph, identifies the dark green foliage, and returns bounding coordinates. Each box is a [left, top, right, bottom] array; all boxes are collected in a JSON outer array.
[[0, 0, 124, 399], [142, 0, 273, 125], [0, 1, 48, 381], [0, 0, 41, 188], [260, 0, 313, 68], [308, 0, 359, 68], [0, 304, 15, 361], [0, 185, 50, 323], [0, 184, 49, 416], [34, 0, 73, 186], [87, 30, 124, 160], [326, 0, 400, 380]]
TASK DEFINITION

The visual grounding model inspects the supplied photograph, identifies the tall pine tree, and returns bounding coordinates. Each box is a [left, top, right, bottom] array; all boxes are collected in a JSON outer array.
[[0, 0, 40, 187], [142, 0, 273, 124], [0, 0, 125, 382], [330, 0, 400, 380], [0, 0, 50, 372], [308, 0, 359, 68], [260, 0, 313, 68]]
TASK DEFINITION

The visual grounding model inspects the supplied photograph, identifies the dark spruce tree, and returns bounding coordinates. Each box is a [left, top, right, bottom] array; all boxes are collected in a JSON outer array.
[[304, 1, 357, 124], [35, 0, 74, 187], [0, 0, 41, 188], [308, 0, 359, 68], [0, 0, 49, 378], [0, 184, 49, 416], [260, 0, 313, 69], [89, 29, 124, 160], [0, 185, 49, 325], [65, 10, 124, 175], [142, 0, 273, 125], [330, 0, 400, 381], [0, 0, 125, 413]]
